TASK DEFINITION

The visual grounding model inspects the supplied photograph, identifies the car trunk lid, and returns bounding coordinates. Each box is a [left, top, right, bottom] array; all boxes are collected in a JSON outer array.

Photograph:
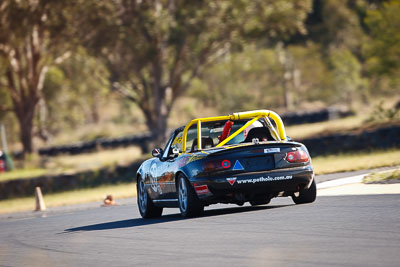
[[195, 141, 307, 176]]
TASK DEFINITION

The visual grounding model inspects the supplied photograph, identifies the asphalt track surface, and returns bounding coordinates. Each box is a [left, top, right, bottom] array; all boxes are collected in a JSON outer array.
[[1, 172, 400, 266]]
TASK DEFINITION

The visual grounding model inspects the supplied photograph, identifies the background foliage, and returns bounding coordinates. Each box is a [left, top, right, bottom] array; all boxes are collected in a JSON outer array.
[[0, 0, 399, 155]]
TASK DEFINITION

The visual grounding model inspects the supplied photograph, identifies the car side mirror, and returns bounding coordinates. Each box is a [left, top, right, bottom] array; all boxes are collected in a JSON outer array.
[[152, 148, 163, 157]]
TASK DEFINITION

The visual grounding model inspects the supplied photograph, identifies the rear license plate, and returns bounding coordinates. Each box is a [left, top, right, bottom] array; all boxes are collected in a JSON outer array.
[[243, 156, 274, 172]]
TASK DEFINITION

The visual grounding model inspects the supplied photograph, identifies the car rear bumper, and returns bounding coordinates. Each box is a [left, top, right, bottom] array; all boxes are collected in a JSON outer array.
[[190, 165, 314, 201]]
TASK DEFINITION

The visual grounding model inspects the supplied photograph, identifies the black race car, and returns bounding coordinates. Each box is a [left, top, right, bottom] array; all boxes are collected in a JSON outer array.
[[137, 110, 316, 218]]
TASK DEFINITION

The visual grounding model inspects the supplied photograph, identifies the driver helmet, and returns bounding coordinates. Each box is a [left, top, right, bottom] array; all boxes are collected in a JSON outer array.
[[243, 120, 263, 139], [227, 120, 263, 144]]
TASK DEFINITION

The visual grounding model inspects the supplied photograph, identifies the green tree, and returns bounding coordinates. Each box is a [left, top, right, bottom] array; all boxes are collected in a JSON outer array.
[[285, 43, 332, 106], [303, 0, 366, 55], [190, 42, 332, 113], [0, 0, 86, 156], [85, 0, 312, 145], [364, 0, 400, 75], [321, 0, 365, 52], [329, 48, 364, 109], [41, 50, 110, 138]]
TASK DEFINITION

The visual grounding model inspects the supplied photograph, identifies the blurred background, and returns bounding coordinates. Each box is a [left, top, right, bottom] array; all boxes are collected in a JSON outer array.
[[0, 0, 399, 211]]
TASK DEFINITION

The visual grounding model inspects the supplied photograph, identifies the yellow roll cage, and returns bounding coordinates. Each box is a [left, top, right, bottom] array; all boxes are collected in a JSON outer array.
[[182, 110, 287, 152]]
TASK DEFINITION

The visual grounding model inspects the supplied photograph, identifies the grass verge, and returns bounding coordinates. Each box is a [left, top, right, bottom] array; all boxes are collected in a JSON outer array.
[[0, 182, 136, 215], [312, 149, 400, 175], [363, 169, 400, 184]]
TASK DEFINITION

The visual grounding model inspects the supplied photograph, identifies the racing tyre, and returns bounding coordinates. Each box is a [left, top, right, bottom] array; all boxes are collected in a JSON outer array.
[[137, 177, 163, 218], [291, 179, 317, 204], [178, 174, 204, 218]]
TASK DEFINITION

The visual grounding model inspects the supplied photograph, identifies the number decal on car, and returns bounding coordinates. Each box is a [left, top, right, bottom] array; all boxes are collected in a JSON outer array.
[[150, 163, 162, 193]]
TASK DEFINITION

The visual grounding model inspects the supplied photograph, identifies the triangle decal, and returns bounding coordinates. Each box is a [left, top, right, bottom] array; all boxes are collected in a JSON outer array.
[[226, 177, 237, 186], [232, 160, 244, 171]]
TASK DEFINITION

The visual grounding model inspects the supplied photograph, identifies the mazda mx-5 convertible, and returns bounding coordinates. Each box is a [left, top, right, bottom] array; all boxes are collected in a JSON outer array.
[[136, 110, 316, 218]]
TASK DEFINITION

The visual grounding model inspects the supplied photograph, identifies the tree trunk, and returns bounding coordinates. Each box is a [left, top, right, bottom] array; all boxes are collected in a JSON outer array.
[[150, 47, 169, 147], [13, 97, 37, 157], [144, 103, 169, 149], [4, 45, 46, 157], [282, 77, 293, 111], [18, 111, 35, 155]]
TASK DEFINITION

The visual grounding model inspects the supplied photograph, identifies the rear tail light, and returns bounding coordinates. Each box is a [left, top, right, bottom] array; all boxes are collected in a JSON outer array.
[[286, 150, 309, 163], [204, 159, 231, 171]]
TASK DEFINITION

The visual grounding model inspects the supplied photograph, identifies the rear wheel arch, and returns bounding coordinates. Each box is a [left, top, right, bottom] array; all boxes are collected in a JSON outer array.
[[175, 171, 191, 191]]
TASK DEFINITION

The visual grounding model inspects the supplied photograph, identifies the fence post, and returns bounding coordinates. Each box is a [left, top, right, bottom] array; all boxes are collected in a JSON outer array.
[[1, 123, 14, 170]]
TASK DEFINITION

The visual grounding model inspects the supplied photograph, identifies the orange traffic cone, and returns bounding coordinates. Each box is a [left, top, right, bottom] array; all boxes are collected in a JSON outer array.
[[102, 194, 119, 206]]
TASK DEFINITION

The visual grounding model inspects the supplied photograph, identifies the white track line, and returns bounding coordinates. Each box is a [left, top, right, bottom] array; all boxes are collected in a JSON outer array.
[[317, 174, 365, 189]]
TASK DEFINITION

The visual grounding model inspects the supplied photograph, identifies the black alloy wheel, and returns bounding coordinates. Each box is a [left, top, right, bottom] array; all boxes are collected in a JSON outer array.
[[177, 174, 204, 217]]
